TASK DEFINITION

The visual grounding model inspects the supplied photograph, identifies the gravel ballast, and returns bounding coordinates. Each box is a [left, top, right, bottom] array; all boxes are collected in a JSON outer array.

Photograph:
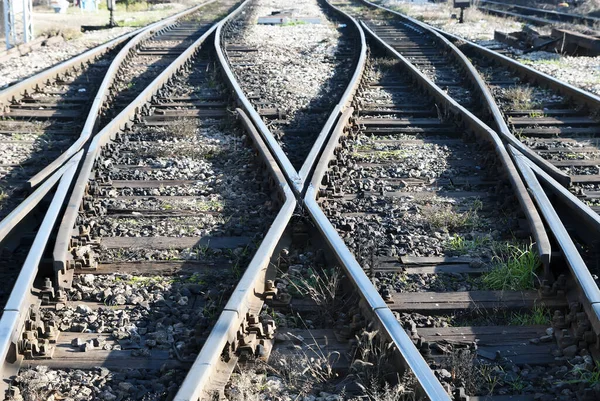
[[223, 0, 354, 168]]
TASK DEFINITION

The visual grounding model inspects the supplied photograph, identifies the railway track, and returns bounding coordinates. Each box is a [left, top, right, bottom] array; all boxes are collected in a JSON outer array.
[[218, 0, 365, 192], [0, 0, 237, 295], [222, 0, 359, 172], [1, 2, 287, 398], [0, 1, 450, 399], [477, 0, 600, 27], [341, 0, 600, 283], [1, 0, 600, 399], [303, 0, 600, 399]]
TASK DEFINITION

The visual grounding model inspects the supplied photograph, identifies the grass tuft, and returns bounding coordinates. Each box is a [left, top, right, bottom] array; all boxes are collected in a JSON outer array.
[[504, 86, 537, 111], [482, 243, 540, 291], [423, 204, 480, 232], [509, 305, 551, 326]]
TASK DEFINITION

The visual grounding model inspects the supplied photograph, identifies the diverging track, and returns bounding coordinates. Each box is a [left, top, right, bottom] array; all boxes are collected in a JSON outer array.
[[2, 0, 600, 400]]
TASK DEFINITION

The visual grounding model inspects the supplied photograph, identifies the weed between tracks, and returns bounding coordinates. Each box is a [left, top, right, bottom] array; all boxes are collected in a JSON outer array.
[[423, 203, 481, 232], [503, 86, 538, 111], [482, 243, 541, 291], [227, 328, 418, 401]]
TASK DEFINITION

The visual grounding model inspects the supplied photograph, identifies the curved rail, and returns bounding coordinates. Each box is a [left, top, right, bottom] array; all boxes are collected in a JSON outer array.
[[0, 151, 82, 394], [174, 108, 295, 400], [510, 145, 600, 336], [356, 0, 571, 187], [52, 17, 226, 292], [353, 0, 552, 269], [0, 0, 219, 253], [431, 24, 600, 186], [353, 16, 552, 272], [215, 0, 367, 194], [478, 0, 600, 26], [27, 0, 217, 189]]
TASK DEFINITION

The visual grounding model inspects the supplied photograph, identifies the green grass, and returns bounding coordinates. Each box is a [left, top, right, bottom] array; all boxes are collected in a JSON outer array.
[[508, 305, 551, 326], [447, 235, 490, 254], [482, 244, 540, 291], [281, 20, 307, 26], [197, 199, 224, 212], [568, 362, 600, 385]]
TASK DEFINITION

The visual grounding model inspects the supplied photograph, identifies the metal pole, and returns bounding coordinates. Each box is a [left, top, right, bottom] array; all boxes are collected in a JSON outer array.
[[9, 0, 16, 47], [1, 0, 7, 50], [22, 0, 32, 43]]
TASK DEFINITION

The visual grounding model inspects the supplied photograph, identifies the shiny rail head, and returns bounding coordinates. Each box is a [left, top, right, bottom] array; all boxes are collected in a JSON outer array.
[[510, 145, 600, 337], [25, 0, 222, 191], [296, 0, 367, 189], [214, 0, 302, 194], [0, 152, 82, 394]]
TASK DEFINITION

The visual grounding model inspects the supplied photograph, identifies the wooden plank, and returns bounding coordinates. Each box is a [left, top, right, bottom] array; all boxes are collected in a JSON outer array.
[[570, 175, 600, 183], [102, 180, 200, 188], [153, 101, 227, 108], [389, 291, 567, 312], [100, 236, 252, 250], [350, 177, 451, 187], [469, 396, 534, 401], [510, 116, 598, 126], [504, 109, 581, 117], [107, 208, 220, 217], [145, 109, 227, 120], [31, 332, 186, 370], [400, 256, 475, 265], [325, 190, 492, 201], [520, 126, 599, 136], [6, 109, 81, 119], [536, 147, 600, 154], [80, 260, 233, 275], [376, 262, 487, 274], [356, 117, 450, 127], [361, 127, 459, 135], [417, 325, 548, 344], [550, 159, 600, 167]]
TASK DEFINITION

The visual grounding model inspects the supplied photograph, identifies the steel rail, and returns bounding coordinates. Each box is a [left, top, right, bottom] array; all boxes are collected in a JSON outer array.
[[215, 0, 366, 195], [510, 145, 600, 335], [174, 108, 295, 401], [26, 0, 217, 189], [478, 0, 600, 26], [0, 1, 218, 255], [431, 25, 600, 181], [357, 0, 572, 187], [0, 151, 82, 394], [303, 185, 451, 401], [0, 0, 211, 109], [296, 0, 367, 190], [214, 0, 300, 190], [357, 19, 552, 270], [52, 18, 226, 292], [306, 117, 451, 401]]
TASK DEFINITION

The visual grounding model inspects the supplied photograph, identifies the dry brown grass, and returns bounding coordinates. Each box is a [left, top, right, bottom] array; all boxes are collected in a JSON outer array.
[[504, 86, 537, 111]]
